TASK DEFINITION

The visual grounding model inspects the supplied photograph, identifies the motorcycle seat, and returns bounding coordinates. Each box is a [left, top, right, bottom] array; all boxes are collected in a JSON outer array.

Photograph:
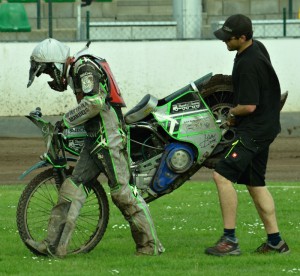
[[124, 94, 158, 124]]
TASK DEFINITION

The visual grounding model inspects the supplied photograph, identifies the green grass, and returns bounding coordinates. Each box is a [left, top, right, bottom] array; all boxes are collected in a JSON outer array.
[[0, 181, 299, 276]]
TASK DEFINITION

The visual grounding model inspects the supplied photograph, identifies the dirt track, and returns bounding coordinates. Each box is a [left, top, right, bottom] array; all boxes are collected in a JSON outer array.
[[0, 136, 299, 185]]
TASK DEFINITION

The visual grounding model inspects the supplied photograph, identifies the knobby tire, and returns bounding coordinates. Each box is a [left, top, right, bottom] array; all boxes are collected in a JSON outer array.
[[16, 167, 109, 256]]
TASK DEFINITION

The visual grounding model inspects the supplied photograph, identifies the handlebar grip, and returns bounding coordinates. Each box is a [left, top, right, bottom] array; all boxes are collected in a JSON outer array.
[[29, 107, 42, 117]]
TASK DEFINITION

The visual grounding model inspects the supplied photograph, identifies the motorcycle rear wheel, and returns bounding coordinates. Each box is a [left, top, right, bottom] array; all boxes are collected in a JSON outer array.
[[16, 167, 109, 256], [201, 74, 235, 169]]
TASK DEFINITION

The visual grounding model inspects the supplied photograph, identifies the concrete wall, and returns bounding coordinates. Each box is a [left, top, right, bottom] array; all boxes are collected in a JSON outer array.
[[1, 39, 299, 116], [1, 39, 299, 137]]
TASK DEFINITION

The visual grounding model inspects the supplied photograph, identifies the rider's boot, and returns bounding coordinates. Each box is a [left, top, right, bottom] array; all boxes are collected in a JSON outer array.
[[54, 180, 87, 258], [111, 184, 165, 256], [26, 197, 71, 256], [26, 179, 87, 257], [25, 240, 50, 256]]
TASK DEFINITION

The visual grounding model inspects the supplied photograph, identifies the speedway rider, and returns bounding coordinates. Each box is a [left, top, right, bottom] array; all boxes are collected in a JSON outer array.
[[26, 38, 164, 257]]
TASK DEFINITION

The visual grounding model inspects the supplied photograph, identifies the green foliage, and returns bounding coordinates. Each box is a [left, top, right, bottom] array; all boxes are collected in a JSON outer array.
[[0, 182, 299, 276]]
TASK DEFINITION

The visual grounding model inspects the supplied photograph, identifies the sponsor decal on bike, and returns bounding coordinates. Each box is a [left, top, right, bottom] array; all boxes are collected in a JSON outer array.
[[199, 133, 218, 148], [68, 127, 85, 133], [65, 126, 86, 137], [182, 116, 211, 132], [172, 100, 201, 113]]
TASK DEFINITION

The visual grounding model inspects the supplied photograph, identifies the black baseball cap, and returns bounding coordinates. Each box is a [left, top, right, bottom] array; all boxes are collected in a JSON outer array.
[[214, 14, 253, 41]]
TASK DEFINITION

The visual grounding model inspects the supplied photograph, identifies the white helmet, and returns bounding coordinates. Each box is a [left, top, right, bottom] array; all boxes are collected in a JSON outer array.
[[27, 38, 70, 91]]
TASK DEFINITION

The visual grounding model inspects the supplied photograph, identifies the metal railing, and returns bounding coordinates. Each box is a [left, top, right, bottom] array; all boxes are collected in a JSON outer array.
[[213, 9, 300, 38], [86, 13, 178, 41], [1, 1, 300, 42]]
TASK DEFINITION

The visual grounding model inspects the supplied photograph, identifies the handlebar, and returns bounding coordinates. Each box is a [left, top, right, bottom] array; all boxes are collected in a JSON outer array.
[[29, 107, 42, 118]]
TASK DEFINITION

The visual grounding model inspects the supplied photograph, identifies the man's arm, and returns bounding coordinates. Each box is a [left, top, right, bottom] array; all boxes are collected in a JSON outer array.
[[227, 104, 256, 126], [62, 57, 108, 129], [229, 104, 256, 117]]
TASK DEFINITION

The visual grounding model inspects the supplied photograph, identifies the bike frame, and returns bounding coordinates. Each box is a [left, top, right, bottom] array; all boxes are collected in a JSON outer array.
[[19, 75, 222, 186], [19, 114, 78, 180]]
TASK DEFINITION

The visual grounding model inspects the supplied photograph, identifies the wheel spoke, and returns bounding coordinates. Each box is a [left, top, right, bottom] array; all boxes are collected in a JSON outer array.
[[17, 168, 109, 256]]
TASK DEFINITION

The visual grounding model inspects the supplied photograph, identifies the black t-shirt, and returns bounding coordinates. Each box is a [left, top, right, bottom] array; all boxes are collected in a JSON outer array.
[[232, 40, 281, 140]]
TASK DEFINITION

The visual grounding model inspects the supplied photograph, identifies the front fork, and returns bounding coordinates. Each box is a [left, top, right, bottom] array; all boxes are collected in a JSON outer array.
[[53, 168, 68, 186]]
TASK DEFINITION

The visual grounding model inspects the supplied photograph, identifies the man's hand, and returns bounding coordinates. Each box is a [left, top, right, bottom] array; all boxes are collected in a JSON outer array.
[[226, 111, 236, 126], [226, 104, 256, 126]]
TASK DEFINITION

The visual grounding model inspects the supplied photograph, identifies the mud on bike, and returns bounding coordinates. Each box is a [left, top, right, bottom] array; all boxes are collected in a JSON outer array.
[[16, 73, 288, 256]]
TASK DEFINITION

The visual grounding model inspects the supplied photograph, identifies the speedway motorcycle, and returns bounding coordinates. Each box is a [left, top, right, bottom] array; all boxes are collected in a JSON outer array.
[[16, 73, 287, 256]]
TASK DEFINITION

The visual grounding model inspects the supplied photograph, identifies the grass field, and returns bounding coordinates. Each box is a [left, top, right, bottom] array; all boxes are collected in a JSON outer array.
[[0, 181, 299, 276]]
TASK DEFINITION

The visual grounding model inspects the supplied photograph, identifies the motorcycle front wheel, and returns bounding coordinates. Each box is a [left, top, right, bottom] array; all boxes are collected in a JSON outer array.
[[16, 167, 109, 256]]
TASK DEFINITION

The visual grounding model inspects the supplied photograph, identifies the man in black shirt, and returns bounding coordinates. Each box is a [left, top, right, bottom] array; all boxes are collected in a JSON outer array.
[[205, 14, 289, 256]]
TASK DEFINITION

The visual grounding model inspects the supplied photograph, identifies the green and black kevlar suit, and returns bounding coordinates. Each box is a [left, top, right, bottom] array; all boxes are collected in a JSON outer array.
[[54, 52, 164, 256]]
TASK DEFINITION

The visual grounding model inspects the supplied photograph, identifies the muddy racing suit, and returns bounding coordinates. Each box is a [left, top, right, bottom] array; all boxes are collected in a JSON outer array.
[[46, 53, 164, 256]]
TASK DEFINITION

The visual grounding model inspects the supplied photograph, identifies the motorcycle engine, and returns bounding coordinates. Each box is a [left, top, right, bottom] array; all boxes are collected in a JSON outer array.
[[167, 148, 193, 173], [151, 143, 195, 193], [132, 154, 162, 191]]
